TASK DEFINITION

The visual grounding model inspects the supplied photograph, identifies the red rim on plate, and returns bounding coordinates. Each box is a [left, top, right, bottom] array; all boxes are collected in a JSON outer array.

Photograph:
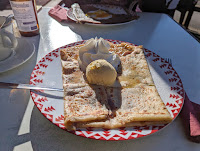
[[30, 40, 185, 140]]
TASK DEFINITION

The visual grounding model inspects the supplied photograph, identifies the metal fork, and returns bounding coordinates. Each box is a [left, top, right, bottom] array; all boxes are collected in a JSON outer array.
[[165, 58, 172, 65], [0, 82, 64, 91]]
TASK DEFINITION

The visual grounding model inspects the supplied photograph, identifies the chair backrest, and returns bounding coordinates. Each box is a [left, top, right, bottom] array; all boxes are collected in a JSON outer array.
[[139, 0, 168, 13]]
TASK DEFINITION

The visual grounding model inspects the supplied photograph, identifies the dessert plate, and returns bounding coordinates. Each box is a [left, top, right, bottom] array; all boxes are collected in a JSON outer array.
[[67, 4, 138, 26], [30, 40, 184, 140]]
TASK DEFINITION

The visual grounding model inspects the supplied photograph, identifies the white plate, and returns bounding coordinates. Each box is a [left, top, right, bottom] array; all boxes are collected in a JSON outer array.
[[67, 4, 137, 26], [0, 38, 35, 73], [30, 40, 185, 140]]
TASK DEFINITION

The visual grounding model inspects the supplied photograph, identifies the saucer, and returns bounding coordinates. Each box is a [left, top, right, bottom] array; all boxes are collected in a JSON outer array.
[[0, 38, 35, 73]]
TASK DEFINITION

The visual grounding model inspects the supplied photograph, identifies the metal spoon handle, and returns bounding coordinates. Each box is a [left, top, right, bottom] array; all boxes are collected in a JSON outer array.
[[0, 14, 14, 29]]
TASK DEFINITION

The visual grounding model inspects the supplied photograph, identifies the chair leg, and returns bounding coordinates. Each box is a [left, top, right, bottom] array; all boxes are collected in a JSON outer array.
[[179, 10, 186, 25], [184, 9, 194, 29]]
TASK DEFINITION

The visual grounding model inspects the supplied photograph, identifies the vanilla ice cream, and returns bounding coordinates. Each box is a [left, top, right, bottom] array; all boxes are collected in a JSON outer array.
[[86, 59, 117, 86]]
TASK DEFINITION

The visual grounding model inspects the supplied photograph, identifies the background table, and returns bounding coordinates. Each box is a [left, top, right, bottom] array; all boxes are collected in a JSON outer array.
[[0, 7, 200, 151]]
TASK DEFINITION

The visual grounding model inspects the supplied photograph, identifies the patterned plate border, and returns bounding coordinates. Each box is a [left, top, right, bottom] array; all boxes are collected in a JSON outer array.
[[30, 39, 185, 140]]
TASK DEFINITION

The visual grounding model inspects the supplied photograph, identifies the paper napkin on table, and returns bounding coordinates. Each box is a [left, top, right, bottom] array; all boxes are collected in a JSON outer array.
[[48, 5, 68, 22], [180, 93, 200, 143]]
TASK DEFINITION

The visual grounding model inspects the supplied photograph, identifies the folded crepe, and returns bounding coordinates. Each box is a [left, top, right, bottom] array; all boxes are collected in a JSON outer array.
[[60, 41, 172, 130]]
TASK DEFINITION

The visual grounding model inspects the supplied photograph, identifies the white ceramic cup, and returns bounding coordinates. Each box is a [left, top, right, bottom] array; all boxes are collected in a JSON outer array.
[[0, 28, 18, 61]]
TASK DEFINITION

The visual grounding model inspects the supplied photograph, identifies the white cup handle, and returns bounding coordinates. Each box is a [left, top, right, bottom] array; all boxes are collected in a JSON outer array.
[[1, 29, 18, 48]]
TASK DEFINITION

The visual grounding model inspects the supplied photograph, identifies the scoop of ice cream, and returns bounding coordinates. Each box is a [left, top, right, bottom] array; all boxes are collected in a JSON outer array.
[[86, 59, 117, 86], [78, 37, 120, 72]]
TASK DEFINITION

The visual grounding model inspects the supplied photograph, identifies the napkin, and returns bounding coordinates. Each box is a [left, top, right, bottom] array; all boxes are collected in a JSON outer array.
[[180, 93, 200, 143], [48, 5, 68, 22]]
